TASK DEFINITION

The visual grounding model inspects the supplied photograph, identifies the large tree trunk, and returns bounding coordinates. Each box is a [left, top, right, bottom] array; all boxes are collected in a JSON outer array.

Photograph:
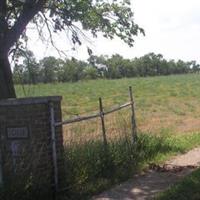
[[0, 53, 16, 99], [0, 1, 16, 99], [0, 0, 46, 99]]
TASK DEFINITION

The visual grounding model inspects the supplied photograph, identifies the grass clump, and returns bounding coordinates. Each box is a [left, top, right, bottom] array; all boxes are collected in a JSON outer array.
[[156, 168, 200, 200], [61, 132, 200, 199], [0, 173, 53, 200]]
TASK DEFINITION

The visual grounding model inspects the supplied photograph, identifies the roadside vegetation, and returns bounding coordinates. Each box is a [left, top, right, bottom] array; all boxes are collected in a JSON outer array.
[[61, 132, 200, 199], [2, 130, 200, 200], [156, 168, 200, 200]]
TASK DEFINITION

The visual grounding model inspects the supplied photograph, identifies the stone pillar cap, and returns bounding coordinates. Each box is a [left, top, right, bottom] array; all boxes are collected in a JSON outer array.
[[0, 96, 62, 106]]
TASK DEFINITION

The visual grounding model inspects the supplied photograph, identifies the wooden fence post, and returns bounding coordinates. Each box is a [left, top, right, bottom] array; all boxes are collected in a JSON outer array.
[[99, 97, 108, 147], [129, 86, 137, 142]]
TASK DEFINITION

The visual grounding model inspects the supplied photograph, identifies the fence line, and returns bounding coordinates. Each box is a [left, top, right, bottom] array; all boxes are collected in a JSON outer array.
[[54, 86, 137, 144], [52, 86, 137, 194], [55, 102, 132, 126]]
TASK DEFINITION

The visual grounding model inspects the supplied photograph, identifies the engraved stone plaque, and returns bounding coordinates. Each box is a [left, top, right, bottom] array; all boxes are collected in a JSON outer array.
[[7, 127, 29, 139]]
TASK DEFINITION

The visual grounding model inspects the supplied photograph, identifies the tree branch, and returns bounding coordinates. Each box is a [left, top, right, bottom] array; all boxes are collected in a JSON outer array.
[[4, 0, 47, 52], [41, 12, 68, 57]]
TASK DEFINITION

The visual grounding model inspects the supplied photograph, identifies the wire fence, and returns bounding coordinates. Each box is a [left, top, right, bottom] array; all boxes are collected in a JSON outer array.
[[54, 86, 137, 147], [50, 86, 138, 196]]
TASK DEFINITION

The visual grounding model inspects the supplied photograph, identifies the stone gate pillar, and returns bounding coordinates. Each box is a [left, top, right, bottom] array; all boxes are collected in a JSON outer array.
[[0, 96, 64, 196]]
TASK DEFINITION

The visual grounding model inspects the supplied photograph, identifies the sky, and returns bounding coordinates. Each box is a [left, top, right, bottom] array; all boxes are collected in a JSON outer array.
[[27, 0, 200, 62]]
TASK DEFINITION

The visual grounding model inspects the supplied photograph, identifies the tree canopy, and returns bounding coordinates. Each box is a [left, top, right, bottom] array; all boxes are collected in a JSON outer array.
[[0, 0, 144, 99]]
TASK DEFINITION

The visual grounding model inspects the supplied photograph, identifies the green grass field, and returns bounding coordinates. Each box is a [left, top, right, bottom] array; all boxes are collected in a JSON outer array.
[[10, 74, 200, 199], [16, 74, 200, 135]]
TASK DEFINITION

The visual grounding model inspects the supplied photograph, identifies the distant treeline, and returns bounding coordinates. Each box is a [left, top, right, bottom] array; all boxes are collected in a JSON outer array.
[[13, 51, 200, 84]]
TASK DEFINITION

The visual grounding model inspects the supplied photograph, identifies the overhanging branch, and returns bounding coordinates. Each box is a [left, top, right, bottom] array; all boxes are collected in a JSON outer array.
[[4, 0, 47, 51], [41, 12, 67, 57]]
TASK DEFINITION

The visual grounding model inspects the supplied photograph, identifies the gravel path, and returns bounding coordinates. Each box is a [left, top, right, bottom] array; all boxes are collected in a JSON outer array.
[[92, 147, 200, 200]]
